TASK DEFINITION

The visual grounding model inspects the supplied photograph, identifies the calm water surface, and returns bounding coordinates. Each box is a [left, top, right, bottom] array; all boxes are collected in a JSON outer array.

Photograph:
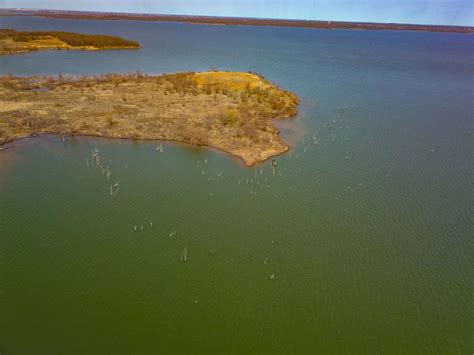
[[0, 16, 472, 354]]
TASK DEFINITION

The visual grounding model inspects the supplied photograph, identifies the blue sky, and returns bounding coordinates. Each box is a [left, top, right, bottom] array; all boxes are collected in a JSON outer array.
[[2, 0, 473, 26]]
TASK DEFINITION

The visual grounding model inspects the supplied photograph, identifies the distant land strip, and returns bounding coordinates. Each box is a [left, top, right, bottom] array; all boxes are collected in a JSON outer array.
[[0, 29, 140, 55], [1, 9, 473, 34]]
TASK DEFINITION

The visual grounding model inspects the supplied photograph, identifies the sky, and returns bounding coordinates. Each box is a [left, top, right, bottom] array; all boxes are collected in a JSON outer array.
[[1, 0, 473, 26]]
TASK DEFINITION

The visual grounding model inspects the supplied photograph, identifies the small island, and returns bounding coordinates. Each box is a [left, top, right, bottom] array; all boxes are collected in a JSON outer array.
[[0, 71, 299, 165], [0, 29, 140, 55]]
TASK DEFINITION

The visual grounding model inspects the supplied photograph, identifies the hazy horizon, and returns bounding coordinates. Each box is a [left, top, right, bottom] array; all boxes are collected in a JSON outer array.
[[3, 6, 473, 27], [1, 0, 473, 26]]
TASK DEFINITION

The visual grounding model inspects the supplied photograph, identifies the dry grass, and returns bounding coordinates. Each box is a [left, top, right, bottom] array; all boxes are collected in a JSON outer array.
[[0, 71, 299, 165]]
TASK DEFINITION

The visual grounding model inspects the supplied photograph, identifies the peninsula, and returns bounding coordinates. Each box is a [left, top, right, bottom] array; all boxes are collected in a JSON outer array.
[[0, 29, 140, 55], [0, 71, 299, 166]]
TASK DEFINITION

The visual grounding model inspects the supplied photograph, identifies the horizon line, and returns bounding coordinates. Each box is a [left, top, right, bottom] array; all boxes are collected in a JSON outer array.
[[1, 7, 473, 30]]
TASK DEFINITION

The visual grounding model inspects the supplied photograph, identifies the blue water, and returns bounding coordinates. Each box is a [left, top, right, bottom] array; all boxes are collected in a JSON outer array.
[[0, 16, 473, 354]]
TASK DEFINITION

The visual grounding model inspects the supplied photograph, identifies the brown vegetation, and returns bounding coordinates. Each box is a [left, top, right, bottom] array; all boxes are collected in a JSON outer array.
[[0, 71, 299, 166]]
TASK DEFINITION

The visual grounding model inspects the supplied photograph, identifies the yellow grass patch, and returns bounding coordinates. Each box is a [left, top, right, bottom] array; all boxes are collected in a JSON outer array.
[[193, 71, 268, 91]]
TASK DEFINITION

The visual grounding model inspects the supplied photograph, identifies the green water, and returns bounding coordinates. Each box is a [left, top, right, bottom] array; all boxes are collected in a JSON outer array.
[[0, 16, 472, 354]]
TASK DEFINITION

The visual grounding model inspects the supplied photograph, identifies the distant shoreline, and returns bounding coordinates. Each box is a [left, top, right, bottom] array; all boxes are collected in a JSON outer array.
[[0, 29, 140, 55], [1, 8, 473, 34]]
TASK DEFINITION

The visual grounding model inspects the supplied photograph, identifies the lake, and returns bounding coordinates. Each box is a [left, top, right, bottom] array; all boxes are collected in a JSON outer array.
[[0, 16, 472, 354]]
